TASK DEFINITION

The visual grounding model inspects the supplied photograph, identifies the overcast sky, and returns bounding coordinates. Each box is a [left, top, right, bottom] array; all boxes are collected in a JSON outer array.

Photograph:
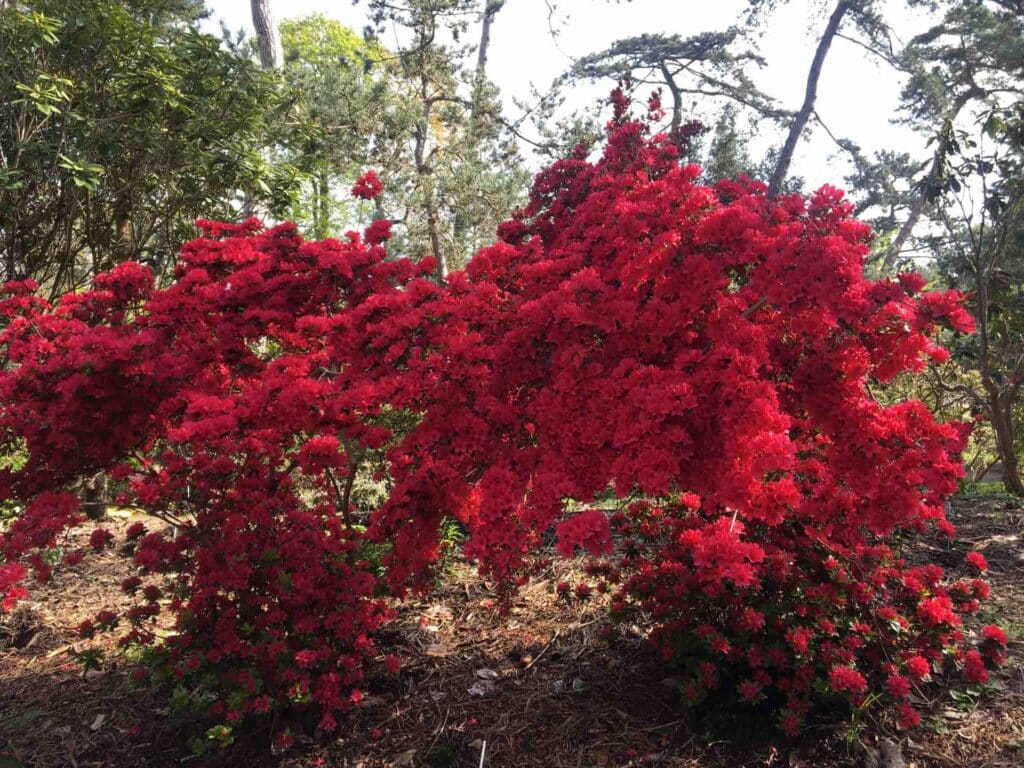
[[203, 0, 937, 191]]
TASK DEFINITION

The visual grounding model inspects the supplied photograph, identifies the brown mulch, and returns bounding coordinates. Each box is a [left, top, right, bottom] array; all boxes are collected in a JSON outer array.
[[1, 497, 1023, 768]]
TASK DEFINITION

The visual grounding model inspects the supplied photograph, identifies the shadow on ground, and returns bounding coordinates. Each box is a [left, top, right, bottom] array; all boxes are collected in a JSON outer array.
[[2, 497, 1024, 768]]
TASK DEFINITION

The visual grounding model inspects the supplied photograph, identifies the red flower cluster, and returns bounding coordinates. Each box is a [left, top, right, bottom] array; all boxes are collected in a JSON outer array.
[[0, 217, 431, 732], [0, 94, 998, 737], [351, 170, 383, 200]]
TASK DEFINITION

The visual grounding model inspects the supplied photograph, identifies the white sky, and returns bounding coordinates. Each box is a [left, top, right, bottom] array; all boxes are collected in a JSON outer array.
[[203, 0, 938, 192]]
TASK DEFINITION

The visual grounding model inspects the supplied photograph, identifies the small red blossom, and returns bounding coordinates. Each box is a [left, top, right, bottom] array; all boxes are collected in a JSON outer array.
[[89, 529, 114, 550], [885, 674, 911, 699], [829, 665, 868, 695], [63, 550, 85, 566], [786, 626, 813, 654], [738, 679, 762, 702], [966, 551, 988, 573], [351, 170, 383, 200], [905, 656, 931, 680], [896, 703, 921, 729], [364, 219, 393, 245], [980, 624, 1008, 645], [962, 649, 988, 684]]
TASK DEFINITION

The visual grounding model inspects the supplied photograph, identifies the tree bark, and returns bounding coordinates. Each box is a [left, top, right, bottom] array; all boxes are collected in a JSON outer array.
[[475, 1, 503, 86], [315, 171, 330, 239], [414, 70, 447, 281], [974, 246, 1024, 495], [879, 89, 979, 274], [453, 1, 505, 260], [658, 61, 683, 138], [768, 0, 849, 197], [250, 0, 282, 70], [988, 392, 1024, 495]]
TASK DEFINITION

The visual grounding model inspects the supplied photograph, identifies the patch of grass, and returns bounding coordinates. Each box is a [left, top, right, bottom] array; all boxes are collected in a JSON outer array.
[[958, 480, 1018, 499]]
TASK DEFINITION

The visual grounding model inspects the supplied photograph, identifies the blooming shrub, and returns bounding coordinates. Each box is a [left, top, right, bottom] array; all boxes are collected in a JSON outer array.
[[0, 214, 441, 735], [370, 91, 994, 732], [0, 90, 1002, 737]]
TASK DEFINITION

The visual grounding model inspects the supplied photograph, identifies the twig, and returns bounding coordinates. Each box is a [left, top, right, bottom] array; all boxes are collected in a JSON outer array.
[[741, 297, 767, 317], [523, 629, 561, 670]]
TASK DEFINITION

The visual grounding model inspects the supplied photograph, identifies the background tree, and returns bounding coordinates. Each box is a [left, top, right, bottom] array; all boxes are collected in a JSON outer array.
[[745, 0, 938, 196], [880, 0, 1024, 273], [0, 0, 298, 295], [362, 0, 528, 277], [569, 29, 782, 142], [278, 15, 414, 239], [931, 114, 1024, 494]]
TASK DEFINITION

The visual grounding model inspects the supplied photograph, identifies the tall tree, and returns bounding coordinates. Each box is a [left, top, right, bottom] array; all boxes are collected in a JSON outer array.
[[362, 0, 528, 278], [880, 0, 1024, 272], [747, 0, 920, 196], [278, 15, 411, 239], [703, 104, 758, 182], [570, 29, 781, 141], [766, 0, 849, 196], [932, 124, 1024, 494], [901, 1, 1024, 493]]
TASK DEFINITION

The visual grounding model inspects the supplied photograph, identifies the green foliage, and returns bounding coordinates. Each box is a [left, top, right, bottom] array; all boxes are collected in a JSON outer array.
[[278, 15, 404, 239], [0, 0, 299, 294], [957, 480, 1016, 498], [276, 7, 528, 273], [703, 104, 759, 182]]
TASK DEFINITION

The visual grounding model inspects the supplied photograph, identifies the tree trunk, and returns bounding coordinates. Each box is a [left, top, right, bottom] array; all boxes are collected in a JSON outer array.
[[975, 244, 1024, 495], [250, 0, 282, 70], [658, 61, 683, 138], [414, 68, 447, 281], [316, 172, 330, 239], [426, 199, 447, 280], [452, 1, 505, 262], [82, 473, 108, 520], [988, 393, 1024, 495], [474, 1, 503, 88], [879, 90, 979, 274], [768, 0, 849, 197]]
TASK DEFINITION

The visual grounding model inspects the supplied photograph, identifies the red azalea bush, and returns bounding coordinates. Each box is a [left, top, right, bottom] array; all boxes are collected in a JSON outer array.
[[0, 216, 441, 736], [367, 91, 999, 732], [0, 91, 1006, 739]]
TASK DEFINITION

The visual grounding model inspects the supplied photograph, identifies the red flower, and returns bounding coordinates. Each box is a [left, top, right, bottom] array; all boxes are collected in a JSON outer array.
[[351, 170, 383, 200], [739, 679, 762, 702], [89, 529, 114, 550], [885, 674, 911, 699], [365, 219, 393, 245], [896, 703, 921, 729], [829, 665, 868, 695], [786, 626, 813, 654], [980, 624, 1008, 645], [905, 656, 931, 680], [556, 509, 612, 558], [962, 649, 988, 684], [966, 551, 988, 573], [63, 550, 85, 566]]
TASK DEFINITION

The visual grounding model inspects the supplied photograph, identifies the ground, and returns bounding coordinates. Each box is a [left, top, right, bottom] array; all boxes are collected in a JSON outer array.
[[1, 495, 1022, 768]]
